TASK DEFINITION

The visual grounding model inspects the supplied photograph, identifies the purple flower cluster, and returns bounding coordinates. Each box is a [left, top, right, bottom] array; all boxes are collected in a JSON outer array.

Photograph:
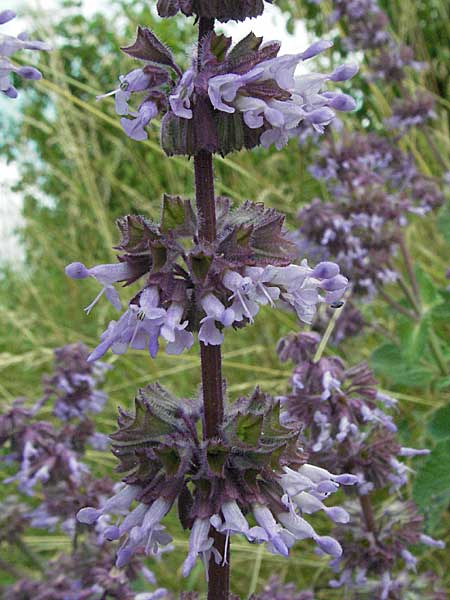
[[0, 9, 50, 98], [276, 331, 444, 595], [277, 332, 429, 492], [330, 0, 390, 50], [329, 501, 445, 598], [249, 577, 314, 600], [3, 543, 169, 600], [39, 342, 111, 421], [386, 92, 437, 132], [97, 26, 357, 152], [66, 199, 348, 362], [298, 133, 443, 296], [76, 384, 357, 577]]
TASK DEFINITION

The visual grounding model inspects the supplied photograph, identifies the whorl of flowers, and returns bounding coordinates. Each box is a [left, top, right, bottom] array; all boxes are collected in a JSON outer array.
[[40, 342, 111, 421], [329, 500, 445, 598], [3, 543, 168, 600], [96, 26, 357, 153], [330, 0, 390, 50], [249, 576, 314, 600], [386, 92, 437, 133], [297, 133, 443, 296], [2, 414, 90, 496], [277, 332, 429, 494], [65, 198, 348, 362], [76, 384, 358, 576], [156, 0, 273, 22], [0, 9, 50, 98]]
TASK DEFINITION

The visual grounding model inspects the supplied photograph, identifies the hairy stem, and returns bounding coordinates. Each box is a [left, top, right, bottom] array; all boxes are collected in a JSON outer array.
[[429, 329, 448, 377], [195, 17, 230, 600], [313, 300, 346, 363], [376, 286, 417, 320], [359, 494, 378, 539], [398, 234, 421, 306]]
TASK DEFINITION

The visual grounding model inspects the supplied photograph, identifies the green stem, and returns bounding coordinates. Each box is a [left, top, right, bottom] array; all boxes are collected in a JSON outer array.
[[377, 287, 417, 321], [398, 234, 421, 305], [313, 301, 346, 363], [429, 330, 448, 376]]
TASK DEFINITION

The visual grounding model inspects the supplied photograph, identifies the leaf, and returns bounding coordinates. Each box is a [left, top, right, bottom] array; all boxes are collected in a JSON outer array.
[[428, 403, 450, 440], [415, 265, 439, 309], [431, 290, 450, 322], [111, 383, 183, 447], [413, 439, 450, 529], [121, 26, 180, 75], [227, 32, 263, 62], [220, 201, 296, 265], [115, 215, 160, 255], [160, 194, 196, 236], [396, 314, 430, 364], [371, 343, 433, 388]]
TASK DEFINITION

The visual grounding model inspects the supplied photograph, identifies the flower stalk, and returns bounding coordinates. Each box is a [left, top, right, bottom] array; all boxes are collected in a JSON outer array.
[[195, 17, 230, 600]]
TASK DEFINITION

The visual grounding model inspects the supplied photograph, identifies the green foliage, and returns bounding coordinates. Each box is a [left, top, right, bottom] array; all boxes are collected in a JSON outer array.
[[413, 439, 450, 530]]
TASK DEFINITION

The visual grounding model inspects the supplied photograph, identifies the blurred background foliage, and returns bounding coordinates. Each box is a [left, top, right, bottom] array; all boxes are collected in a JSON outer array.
[[0, 0, 448, 597]]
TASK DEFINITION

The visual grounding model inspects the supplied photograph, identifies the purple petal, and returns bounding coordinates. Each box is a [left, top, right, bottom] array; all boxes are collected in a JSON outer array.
[[312, 261, 340, 279], [321, 274, 348, 291], [16, 66, 42, 80], [329, 63, 359, 81], [301, 40, 333, 60], [334, 474, 358, 485], [116, 547, 133, 568], [0, 10, 16, 24], [77, 507, 100, 524], [306, 107, 335, 125], [65, 262, 90, 279], [3, 86, 18, 98], [329, 93, 356, 112], [316, 535, 342, 557]]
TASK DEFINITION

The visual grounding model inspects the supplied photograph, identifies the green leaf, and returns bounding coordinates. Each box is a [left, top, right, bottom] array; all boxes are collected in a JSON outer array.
[[227, 32, 263, 62], [437, 203, 450, 243], [428, 403, 450, 440], [115, 215, 159, 255], [396, 314, 430, 364], [111, 383, 183, 447], [160, 194, 196, 235], [431, 290, 450, 322], [415, 265, 439, 308], [370, 343, 433, 388], [413, 439, 450, 529]]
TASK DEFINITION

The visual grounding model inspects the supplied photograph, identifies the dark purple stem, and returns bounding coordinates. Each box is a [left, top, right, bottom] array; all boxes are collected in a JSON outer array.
[[359, 494, 378, 539], [195, 17, 230, 600]]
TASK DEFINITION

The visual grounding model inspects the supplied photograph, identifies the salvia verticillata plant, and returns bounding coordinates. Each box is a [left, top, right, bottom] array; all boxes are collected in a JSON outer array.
[[2, 2, 446, 600], [0, 9, 50, 99], [60, 3, 364, 598]]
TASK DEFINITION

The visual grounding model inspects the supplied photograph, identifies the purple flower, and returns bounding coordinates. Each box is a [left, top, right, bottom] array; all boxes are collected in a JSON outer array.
[[0, 12, 50, 98], [160, 302, 195, 355], [39, 342, 111, 421], [120, 100, 159, 141], [198, 293, 235, 346], [206, 39, 358, 149], [87, 287, 166, 361], [182, 518, 218, 577], [169, 68, 195, 118], [65, 260, 136, 313]]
